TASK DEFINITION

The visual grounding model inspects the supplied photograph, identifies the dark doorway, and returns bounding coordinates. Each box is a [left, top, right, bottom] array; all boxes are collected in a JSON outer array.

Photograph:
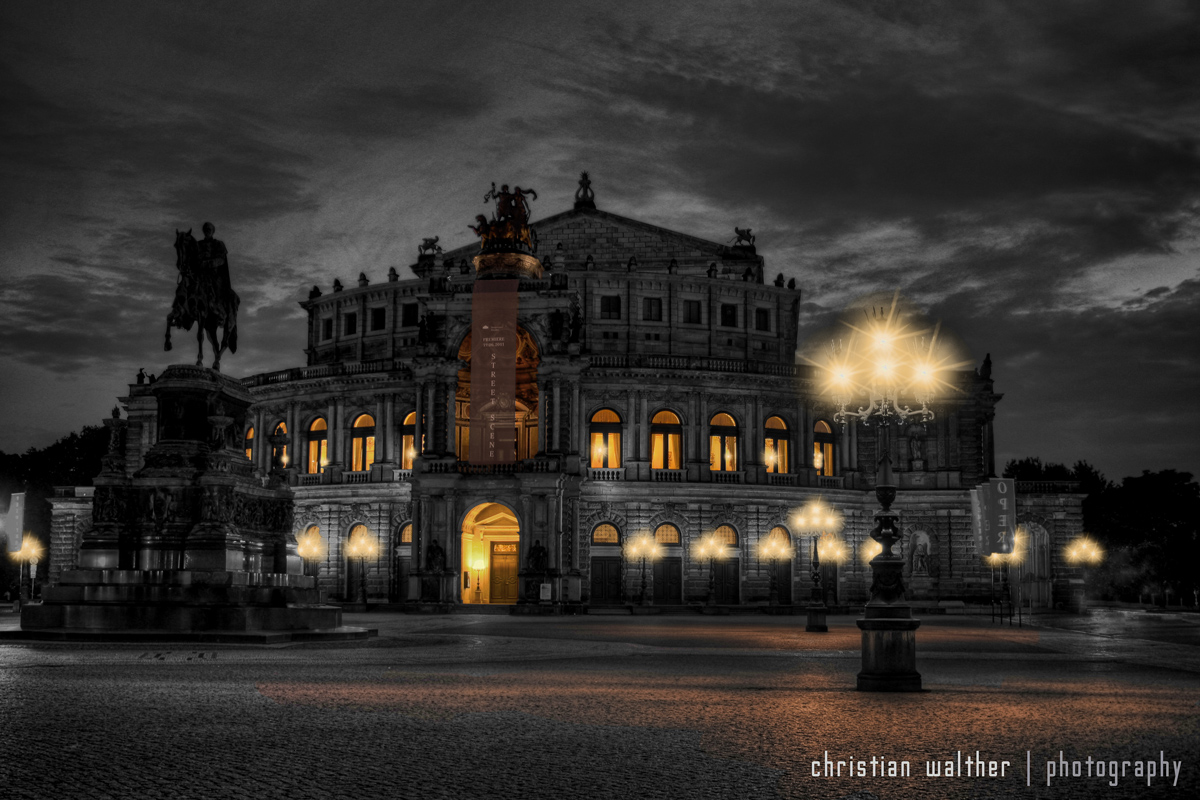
[[713, 559, 740, 604], [821, 562, 838, 605], [771, 559, 793, 604], [653, 557, 683, 604], [490, 543, 519, 604], [590, 556, 624, 605]]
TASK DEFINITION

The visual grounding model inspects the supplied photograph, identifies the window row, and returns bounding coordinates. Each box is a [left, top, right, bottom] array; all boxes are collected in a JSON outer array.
[[597, 296, 773, 331], [244, 411, 424, 474], [589, 410, 838, 476], [593, 523, 792, 549], [318, 302, 422, 341]]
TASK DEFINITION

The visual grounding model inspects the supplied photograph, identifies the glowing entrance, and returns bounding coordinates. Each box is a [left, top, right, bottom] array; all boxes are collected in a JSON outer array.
[[461, 503, 520, 604]]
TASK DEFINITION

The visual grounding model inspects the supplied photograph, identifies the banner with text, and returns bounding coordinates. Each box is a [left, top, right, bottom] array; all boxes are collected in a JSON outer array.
[[469, 280, 518, 464], [3, 492, 24, 552], [973, 478, 1016, 555]]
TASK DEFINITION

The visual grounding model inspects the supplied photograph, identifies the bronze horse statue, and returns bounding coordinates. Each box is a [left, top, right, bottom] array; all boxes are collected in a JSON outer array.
[[166, 229, 239, 370]]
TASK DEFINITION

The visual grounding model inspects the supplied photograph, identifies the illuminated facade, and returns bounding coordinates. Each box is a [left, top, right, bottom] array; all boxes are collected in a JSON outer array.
[[51, 178, 1084, 609]]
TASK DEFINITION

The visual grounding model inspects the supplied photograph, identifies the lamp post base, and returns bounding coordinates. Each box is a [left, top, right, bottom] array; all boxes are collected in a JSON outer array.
[[856, 605, 922, 691], [805, 603, 828, 632]]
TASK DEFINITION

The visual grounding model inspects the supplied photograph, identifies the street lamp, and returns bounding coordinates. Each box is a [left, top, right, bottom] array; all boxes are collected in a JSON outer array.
[[12, 535, 43, 603], [695, 534, 728, 606], [626, 534, 662, 606], [345, 531, 377, 606], [296, 529, 323, 590], [1064, 535, 1103, 612], [758, 535, 792, 607], [793, 501, 844, 632]]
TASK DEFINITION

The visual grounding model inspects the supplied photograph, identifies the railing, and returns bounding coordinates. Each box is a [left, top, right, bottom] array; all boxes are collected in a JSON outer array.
[[298, 473, 323, 486], [1016, 481, 1082, 494], [391, 469, 413, 481], [422, 459, 563, 475], [586, 354, 798, 377], [652, 469, 683, 482], [767, 473, 797, 486], [712, 470, 744, 484], [588, 467, 625, 481], [817, 476, 844, 489], [343, 471, 370, 484], [242, 358, 413, 388]]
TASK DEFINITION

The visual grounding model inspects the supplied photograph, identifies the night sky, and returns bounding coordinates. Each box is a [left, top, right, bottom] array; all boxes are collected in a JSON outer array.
[[2, 1, 1197, 481]]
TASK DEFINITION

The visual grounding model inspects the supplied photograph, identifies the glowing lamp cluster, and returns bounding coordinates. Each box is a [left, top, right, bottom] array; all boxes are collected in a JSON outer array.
[[346, 531, 377, 560], [818, 296, 966, 427], [695, 534, 729, 562], [792, 500, 844, 538], [758, 535, 792, 563], [12, 535, 43, 565], [626, 534, 662, 562], [1065, 536, 1104, 566], [296, 529, 323, 561]]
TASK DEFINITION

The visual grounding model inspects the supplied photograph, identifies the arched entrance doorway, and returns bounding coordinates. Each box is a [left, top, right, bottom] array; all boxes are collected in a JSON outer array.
[[461, 503, 521, 604], [455, 329, 540, 461]]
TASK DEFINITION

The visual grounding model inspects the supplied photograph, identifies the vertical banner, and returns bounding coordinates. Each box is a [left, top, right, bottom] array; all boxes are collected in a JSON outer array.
[[987, 477, 1015, 554], [470, 280, 518, 464], [3, 492, 24, 552]]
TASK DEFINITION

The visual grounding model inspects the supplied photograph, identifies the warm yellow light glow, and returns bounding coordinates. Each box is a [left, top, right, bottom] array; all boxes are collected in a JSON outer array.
[[470, 558, 487, 571], [862, 539, 882, 564], [346, 528, 377, 559], [1064, 536, 1104, 565], [792, 500, 843, 534], [695, 534, 727, 561], [13, 535, 43, 563], [627, 534, 662, 561], [817, 534, 847, 564]]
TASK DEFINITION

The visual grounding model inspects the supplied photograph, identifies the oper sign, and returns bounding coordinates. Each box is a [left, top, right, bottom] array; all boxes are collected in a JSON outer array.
[[970, 478, 1015, 556]]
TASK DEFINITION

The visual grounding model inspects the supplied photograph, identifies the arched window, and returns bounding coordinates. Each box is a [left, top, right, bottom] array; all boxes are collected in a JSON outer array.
[[766, 526, 790, 549], [401, 411, 419, 470], [814, 420, 835, 477], [592, 523, 620, 544], [307, 417, 328, 474], [654, 523, 680, 545], [271, 422, 288, 469], [650, 410, 683, 470], [764, 416, 788, 473], [714, 525, 738, 547], [244, 426, 254, 462], [589, 409, 622, 469], [351, 414, 375, 471], [709, 413, 738, 472], [400, 523, 413, 543]]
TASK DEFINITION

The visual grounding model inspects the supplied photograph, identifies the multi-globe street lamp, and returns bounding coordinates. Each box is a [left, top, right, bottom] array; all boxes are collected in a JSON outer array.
[[792, 501, 844, 632], [757, 534, 792, 607], [345, 531, 377, 606], [812, 295, 964, 691], [1064, 535, 1103, 612], [12, 536, 43, 604], [625, 534, 662, 606], [695, 534, 728, 606]]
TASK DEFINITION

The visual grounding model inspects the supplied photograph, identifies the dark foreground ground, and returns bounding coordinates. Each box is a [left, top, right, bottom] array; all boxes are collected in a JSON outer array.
[[1, 608, 1197, 800]]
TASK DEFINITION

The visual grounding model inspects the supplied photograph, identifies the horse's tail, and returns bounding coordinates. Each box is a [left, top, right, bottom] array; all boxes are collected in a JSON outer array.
[[164, 318, 173, 351], [227, 324, 237, 354]]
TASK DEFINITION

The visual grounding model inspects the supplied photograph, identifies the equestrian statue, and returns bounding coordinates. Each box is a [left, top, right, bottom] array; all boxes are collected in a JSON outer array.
[[166, 222, 240, 370]]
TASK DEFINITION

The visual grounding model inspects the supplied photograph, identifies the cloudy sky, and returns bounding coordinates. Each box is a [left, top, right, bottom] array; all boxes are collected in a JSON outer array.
[[1, 0, 1197, 482]]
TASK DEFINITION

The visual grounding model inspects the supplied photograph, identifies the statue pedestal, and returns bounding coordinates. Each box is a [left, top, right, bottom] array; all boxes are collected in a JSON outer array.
[[857, 604, 922, 691], [805, 603, 828, 632]]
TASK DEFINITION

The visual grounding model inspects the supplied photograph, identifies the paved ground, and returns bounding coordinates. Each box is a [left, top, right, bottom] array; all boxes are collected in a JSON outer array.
[[1, 608, 1197, 799]]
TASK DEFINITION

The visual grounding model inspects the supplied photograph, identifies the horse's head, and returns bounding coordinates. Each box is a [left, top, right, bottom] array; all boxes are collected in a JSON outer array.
[[174, 229, 196, 271]]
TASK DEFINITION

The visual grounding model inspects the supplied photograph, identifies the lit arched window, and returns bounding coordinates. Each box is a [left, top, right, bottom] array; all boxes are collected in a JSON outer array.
[[593, 523, 620, 544], [307, 418, 328, 474], [271, 422, 288, 469], [351, 414, 376, 471], [654, 524, 680, 545], [650, 410, 682, 470], [400, 523, 412, 543], [589, 409, 622, 469], [814, 420, 835, 477], [766, 526, 790, 549], [764, 416, 788, 473], [709, 413, 738, 472], [244, 427, 254, 461], [714, 525, 738, 547], [401, 411, 419, 470]]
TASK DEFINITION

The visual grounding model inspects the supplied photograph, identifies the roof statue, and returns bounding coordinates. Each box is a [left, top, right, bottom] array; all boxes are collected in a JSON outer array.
[[165, 222, 240, 371], [730, 227, 755, 247], [419, 236, 442, 256], [574, 171, 596, 209], [469, 181, 544, 279]]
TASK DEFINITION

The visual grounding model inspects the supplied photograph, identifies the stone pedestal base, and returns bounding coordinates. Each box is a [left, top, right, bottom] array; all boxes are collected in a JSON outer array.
[[806, 603, 828, 632], [856, 605, 922, 692], [21, 569, 341, 632]]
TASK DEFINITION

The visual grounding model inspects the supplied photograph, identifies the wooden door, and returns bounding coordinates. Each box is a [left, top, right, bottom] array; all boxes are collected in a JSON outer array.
[[590, 556, 624, 605], [714, 559, 740, 605], [771, 559, 793, 604], [821, 562, 838, 605], [490, 543, 519, 604], [652, 557, 683, 605]]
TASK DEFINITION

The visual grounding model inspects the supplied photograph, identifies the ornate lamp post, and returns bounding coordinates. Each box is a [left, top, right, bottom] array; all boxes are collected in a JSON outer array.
[[296, 530, 323, 595], [471, 558, 487, 604], [695, 534, 728, 606], [758, 536, 792, 607], [813, 296, 964, 691], [793, 502, 843, 631], [13, 536, 43, 604], [1064, 536, 1103, 613], [626, 534, 662, 606], [346, 531, 377, 606]]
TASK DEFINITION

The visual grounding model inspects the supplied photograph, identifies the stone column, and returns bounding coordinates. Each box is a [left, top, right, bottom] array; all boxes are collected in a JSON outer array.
[[414, 381, 424, 458], [552, 379, 561, 452], [325, 399, 337, 466], [384, 393, 396, 464]]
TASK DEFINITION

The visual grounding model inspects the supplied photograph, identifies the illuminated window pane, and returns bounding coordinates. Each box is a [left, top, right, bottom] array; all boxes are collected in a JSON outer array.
[[765, 439, 776, 473], [652, 410, 680, 425], [401, 524, 412, 543], [591, 409, 620, 423], [667, 434, 681, 469], [715, 525, 738, 546], [725, 437, 737, 471], [593, 524, 620, 544], [767, 527, 789, 548], [607, 432, 621, 468], [244, 427, 254, 461], [654, 524, 680, 545], [651, 434, 665, 469], [709, 436, 720, 470]]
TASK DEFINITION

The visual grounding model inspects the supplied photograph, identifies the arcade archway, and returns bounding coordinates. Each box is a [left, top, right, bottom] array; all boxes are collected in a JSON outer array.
[[461, 502, 521, 604]]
